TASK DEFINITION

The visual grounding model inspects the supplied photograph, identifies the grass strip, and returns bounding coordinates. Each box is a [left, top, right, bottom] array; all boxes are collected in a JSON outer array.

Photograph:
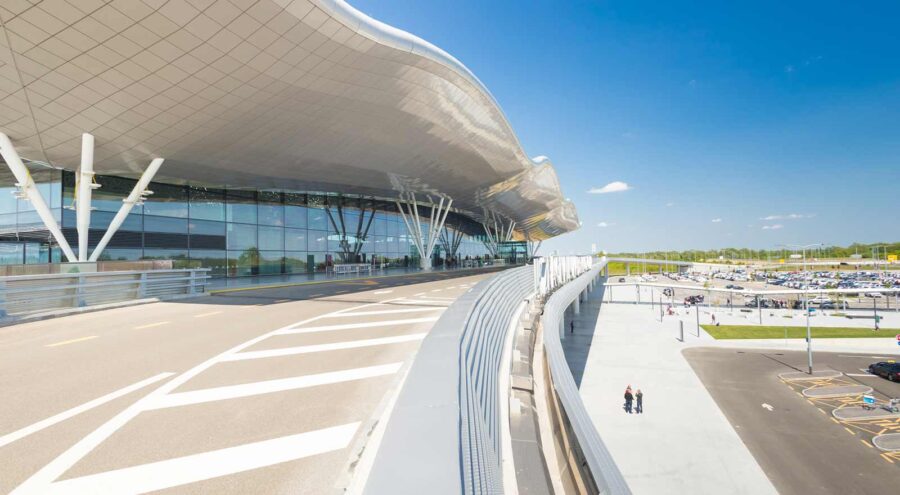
[[701, 324, 899, 339]]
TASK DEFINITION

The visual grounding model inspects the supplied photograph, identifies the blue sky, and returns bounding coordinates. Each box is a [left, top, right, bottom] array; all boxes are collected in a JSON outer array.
[[350, 0, 900, 254]]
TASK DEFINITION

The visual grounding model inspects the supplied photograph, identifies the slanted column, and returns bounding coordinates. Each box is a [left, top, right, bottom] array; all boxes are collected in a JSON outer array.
[[0, 133, 77, 262], [395, 193, 452, 271], [76, 133, 98, 261], [90, 158, 163, 261]]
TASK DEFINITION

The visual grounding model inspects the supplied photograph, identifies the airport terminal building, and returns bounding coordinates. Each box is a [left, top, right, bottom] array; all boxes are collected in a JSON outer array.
[[0, 0, 578, 277]]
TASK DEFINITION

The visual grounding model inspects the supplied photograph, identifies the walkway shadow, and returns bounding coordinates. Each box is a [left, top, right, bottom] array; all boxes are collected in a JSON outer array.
[[562, 278, 607, 388]]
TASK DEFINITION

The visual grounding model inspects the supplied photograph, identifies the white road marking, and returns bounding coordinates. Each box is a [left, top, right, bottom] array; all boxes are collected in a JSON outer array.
[[323, 307, 443, 317], [276, 317, 440, 335], [0, 373, 175, 449], [133, 321, 169, 330], [430, 289, 442, 292], [12, 300, 391, 494], [393, 299, 450, 307], [414, 292, 426, 296], [146, 363, 403, 410], [846, 373, 878, 377], [761, 403, 774, 412], [193, 311, 223, 318], [41, 423, 360, 494], [372, 290, 393, 294], [45, 336, 97, 347], [224, 334, 427, 361]]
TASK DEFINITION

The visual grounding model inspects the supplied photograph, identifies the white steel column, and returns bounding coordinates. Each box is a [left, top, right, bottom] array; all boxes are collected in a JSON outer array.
[[395, 193, 453, 270], [76, 133, 98, 261], [89, 158, 163, 262], [0, 133, 77, 262]]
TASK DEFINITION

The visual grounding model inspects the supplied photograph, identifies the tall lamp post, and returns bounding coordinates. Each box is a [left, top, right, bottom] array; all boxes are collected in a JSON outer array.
[[778, 243, 823, 272]]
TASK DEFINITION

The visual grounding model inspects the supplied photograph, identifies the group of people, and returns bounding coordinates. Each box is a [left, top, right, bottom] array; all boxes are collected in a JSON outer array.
[[623, 385, 643, 414]]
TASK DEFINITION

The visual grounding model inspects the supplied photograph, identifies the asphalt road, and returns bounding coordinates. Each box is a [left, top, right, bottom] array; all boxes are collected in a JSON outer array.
[[0, 270, 491, 494], [684, 347, 900, 495]]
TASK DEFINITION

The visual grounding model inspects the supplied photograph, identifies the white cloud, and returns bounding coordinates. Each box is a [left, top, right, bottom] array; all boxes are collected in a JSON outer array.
[[597, 221, 616, 228], [760, 213, 814, 220], [665, 202, 675, 207], [711, 218, 722, 223], [588, 181, 631, 194], [762, 224, 784, 230]]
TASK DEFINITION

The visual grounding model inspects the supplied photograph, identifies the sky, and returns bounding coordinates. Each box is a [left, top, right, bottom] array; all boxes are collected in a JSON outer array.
[[349, 0, 900, 254]]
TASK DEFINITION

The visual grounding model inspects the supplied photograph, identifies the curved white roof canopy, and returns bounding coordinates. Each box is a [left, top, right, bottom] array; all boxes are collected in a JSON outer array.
[[0, 0, 579, 240]]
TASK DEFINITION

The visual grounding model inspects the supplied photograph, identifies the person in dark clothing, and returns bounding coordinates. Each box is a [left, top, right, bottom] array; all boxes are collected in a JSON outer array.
[[570, 320, 575, 334], [624, 387, 634, 413], [635, 389, 643, 414]]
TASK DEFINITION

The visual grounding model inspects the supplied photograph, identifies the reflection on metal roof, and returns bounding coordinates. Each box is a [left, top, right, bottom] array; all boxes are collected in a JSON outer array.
[[0, 0, 578, 240]]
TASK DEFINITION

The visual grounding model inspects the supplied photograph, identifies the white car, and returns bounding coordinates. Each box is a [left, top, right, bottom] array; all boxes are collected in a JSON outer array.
[[864, 292, 884, 298], [809, 296, 832, 304]]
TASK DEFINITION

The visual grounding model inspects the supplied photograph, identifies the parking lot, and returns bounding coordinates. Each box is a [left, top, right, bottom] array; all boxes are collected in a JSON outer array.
[[684, 348, 900, 494]]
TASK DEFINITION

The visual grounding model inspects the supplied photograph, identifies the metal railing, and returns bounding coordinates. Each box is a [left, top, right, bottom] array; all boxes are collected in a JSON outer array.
[[364, 265, 533, 494], [0, 268, 210, 319], [539, 258, 630, 494]]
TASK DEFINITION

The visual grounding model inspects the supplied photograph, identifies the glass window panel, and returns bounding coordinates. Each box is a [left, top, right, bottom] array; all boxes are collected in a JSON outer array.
[[258, 191, 284, 226], [285, 205, 307, 229], [307, 207, 327, 231], [259, 225, 284, 251], [227, 223, 257, 250], [258, 250, 284, 275], [228, 249, 258, 276], [285, 228, 306, 251], [0, 212, 17, 229], [189, 219, 226, 236], [310, 230, 328, 251], [0, 185, 18, 214], [97, 248, 142, 261], [387, 219, 400, 236], [142, 248, 188, 259], [0, 243, 24, 264], [189, 187, 225, 221], [284, 251, 308, 273], [226, 191, 257, 224], [144, 215, 188, 233], [143, 183, 188, 218], [89, 210, 142, 231], [373, 216, 387, 236], [189, 249, 227, 277]]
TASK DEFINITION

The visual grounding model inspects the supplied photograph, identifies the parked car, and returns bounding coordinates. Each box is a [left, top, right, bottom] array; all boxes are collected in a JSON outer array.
[[732, 285, 745, 291], [809, 296, 832, 304], [868, 361, 900, 382], [819, 301, 850, 310], [865, 292, 884, 298], [618, 277, 626, 283], [684, 295, 704, 305]]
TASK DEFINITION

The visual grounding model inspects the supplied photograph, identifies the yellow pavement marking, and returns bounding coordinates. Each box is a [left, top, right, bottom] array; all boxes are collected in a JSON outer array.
[[46, 336, 98, 347], [843, 426, 856, 435], [817, 408, 826, 415], [193, 311, 223, 318], [133, 321, 170, 330], [830, 418, 840, 424], [882, 454, 895, 464], [860, 439, 873, 449]]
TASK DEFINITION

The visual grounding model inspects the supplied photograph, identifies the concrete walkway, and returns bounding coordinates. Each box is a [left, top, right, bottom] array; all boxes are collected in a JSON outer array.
[[568, 284, 778, 495]]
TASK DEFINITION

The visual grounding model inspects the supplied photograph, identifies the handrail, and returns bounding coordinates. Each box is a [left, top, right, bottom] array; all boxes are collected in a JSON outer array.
[[364, 266, 533, 494], [0, 268, 210, 319], [539, 258, 631, 494]]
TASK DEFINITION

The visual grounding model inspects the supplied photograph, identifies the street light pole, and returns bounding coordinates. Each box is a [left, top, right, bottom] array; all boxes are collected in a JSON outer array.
[[806, 290, 813, 374]]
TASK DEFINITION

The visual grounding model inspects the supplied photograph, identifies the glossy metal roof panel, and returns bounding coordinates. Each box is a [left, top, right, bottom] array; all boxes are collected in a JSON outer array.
[[0, 0, 579, 240]]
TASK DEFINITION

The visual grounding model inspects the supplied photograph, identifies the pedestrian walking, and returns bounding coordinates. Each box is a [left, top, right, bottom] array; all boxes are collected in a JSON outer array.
[[570, 320, 575, 334], [624, 386, 634, 414], [635, 389, 643, 414]]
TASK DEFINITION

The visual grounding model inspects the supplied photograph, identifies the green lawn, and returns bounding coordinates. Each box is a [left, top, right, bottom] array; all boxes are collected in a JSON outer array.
[[701, 324, 899, 340]]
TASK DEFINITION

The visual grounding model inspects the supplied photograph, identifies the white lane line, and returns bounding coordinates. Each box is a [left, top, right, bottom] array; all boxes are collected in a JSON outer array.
[[146, 363, 402, 410], [430, 289, 442, 292], [846, 373, 879, 377], [276, 317, 440, 335], [323, 307, 443, 317], [372, 290, 393, 294], [133, 321, 169, 330], [414, 292, 426, 296], [45, 336, 97, 347], [223, 334, 427, 361], [392, 299, 450, 307], [193, 311, 222, 318], [11, 298, 394, 494], [42, 423, 359, 495], [0, 373, 175, 449]]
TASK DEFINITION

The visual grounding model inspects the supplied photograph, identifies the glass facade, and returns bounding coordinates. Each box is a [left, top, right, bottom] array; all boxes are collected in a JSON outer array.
[[0, 169, 494, 277]]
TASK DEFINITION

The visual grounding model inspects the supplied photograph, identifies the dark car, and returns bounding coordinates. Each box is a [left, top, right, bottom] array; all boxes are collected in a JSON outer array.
[[684, 295, 704, 305], [732, 285, 745, 290], [868, 362, 900, 382], [819, 301, 849, 310], [618, 277, 626, 283]]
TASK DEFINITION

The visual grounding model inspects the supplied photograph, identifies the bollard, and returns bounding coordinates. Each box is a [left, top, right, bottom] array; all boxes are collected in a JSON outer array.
[[679, 320, 684, 341]]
